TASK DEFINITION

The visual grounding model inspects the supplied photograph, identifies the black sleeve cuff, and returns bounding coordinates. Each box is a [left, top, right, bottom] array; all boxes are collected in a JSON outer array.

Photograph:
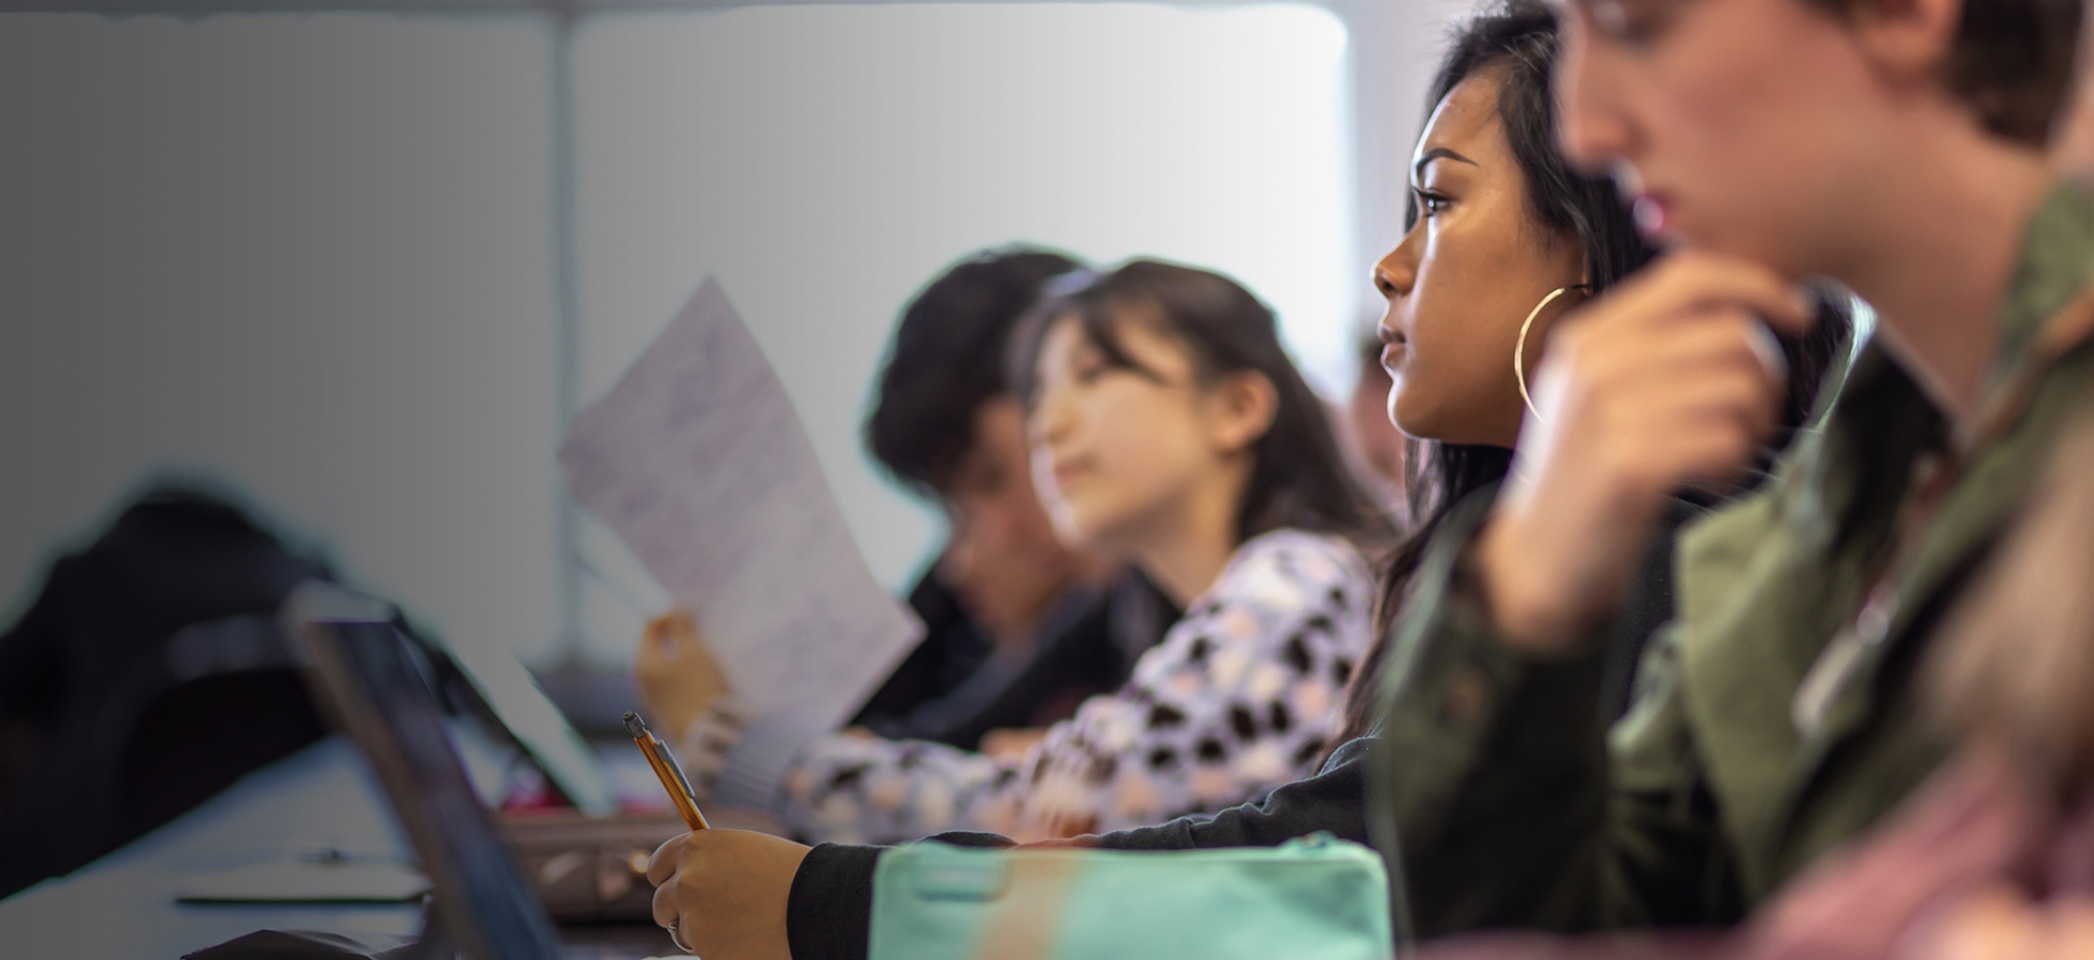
[[786, 834, 1022, 960], [786, 843, 883, 960]]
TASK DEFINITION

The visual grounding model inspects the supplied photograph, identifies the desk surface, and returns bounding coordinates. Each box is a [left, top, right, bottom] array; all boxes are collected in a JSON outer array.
[[0, 738, 676, 960]]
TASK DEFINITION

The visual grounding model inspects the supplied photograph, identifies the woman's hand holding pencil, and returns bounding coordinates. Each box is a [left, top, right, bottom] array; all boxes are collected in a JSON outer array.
[[633, 711, 808, 960], [646, 826, 809, 960]]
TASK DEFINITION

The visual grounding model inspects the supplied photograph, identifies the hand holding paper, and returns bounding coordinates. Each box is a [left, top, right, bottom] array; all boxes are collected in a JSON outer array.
[[560, 280, 923, 745], [632, 610, 729, 741]]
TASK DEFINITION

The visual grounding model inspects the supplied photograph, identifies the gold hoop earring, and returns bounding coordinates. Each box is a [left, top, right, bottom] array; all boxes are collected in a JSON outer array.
[[1515, 284, 1591, 422]]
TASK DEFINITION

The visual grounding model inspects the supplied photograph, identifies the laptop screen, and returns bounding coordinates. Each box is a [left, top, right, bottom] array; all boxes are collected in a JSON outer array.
[[285, 583, 565, 960]]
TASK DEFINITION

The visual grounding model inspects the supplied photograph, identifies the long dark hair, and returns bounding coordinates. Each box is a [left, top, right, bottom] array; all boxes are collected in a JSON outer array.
[[1332, 0, 1854, 744], [1009, 259, 1394, 549]]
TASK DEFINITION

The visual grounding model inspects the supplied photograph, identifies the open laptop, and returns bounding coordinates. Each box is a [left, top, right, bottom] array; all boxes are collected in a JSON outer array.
[[284, 582, 569, 960], [395, 612, 619, 820]]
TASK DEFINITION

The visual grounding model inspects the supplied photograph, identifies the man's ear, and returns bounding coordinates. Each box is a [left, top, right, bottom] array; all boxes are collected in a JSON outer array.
[[1207, 370, 1280, 456], [1848, 0, 1965, 88]]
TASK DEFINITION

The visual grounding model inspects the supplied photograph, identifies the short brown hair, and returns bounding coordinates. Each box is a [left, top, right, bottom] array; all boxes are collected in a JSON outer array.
[[1809, 0, 2081, 144]]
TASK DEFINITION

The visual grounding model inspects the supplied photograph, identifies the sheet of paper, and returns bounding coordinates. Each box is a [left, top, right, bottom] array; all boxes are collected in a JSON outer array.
[[559, 279, 922, 734]]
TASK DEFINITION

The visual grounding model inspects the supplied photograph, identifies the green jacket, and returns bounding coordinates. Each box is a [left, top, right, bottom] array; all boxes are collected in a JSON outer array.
[[1371, 181, 2094, 939]]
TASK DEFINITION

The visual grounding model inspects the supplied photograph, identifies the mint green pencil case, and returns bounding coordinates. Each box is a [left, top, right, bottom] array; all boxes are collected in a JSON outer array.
[[868, 832, 1393, 960]]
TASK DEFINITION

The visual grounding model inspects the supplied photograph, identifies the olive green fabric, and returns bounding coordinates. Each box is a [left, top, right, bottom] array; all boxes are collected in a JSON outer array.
[[1369, 181, 2094, 940]]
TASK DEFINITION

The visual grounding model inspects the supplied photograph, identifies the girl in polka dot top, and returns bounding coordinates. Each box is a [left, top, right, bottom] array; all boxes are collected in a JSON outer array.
[[637, 260, 1391, 845]]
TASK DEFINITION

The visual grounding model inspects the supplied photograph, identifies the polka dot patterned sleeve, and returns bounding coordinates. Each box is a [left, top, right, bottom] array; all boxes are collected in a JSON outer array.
[[775, 529, 1376, 846]]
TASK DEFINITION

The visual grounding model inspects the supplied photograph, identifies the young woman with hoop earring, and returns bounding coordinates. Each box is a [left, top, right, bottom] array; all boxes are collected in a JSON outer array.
[[1336, 0, 1852, 743]]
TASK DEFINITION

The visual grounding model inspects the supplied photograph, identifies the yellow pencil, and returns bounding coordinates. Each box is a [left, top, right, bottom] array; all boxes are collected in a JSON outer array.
[[623, 710, 710, 831]]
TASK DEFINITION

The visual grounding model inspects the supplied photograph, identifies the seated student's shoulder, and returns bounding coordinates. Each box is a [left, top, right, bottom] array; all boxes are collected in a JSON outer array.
[[1217, 528, 1374, 613]]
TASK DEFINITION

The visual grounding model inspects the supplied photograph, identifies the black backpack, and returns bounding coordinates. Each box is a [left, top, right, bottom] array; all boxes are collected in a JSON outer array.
[[0, 482, 338, 897]]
